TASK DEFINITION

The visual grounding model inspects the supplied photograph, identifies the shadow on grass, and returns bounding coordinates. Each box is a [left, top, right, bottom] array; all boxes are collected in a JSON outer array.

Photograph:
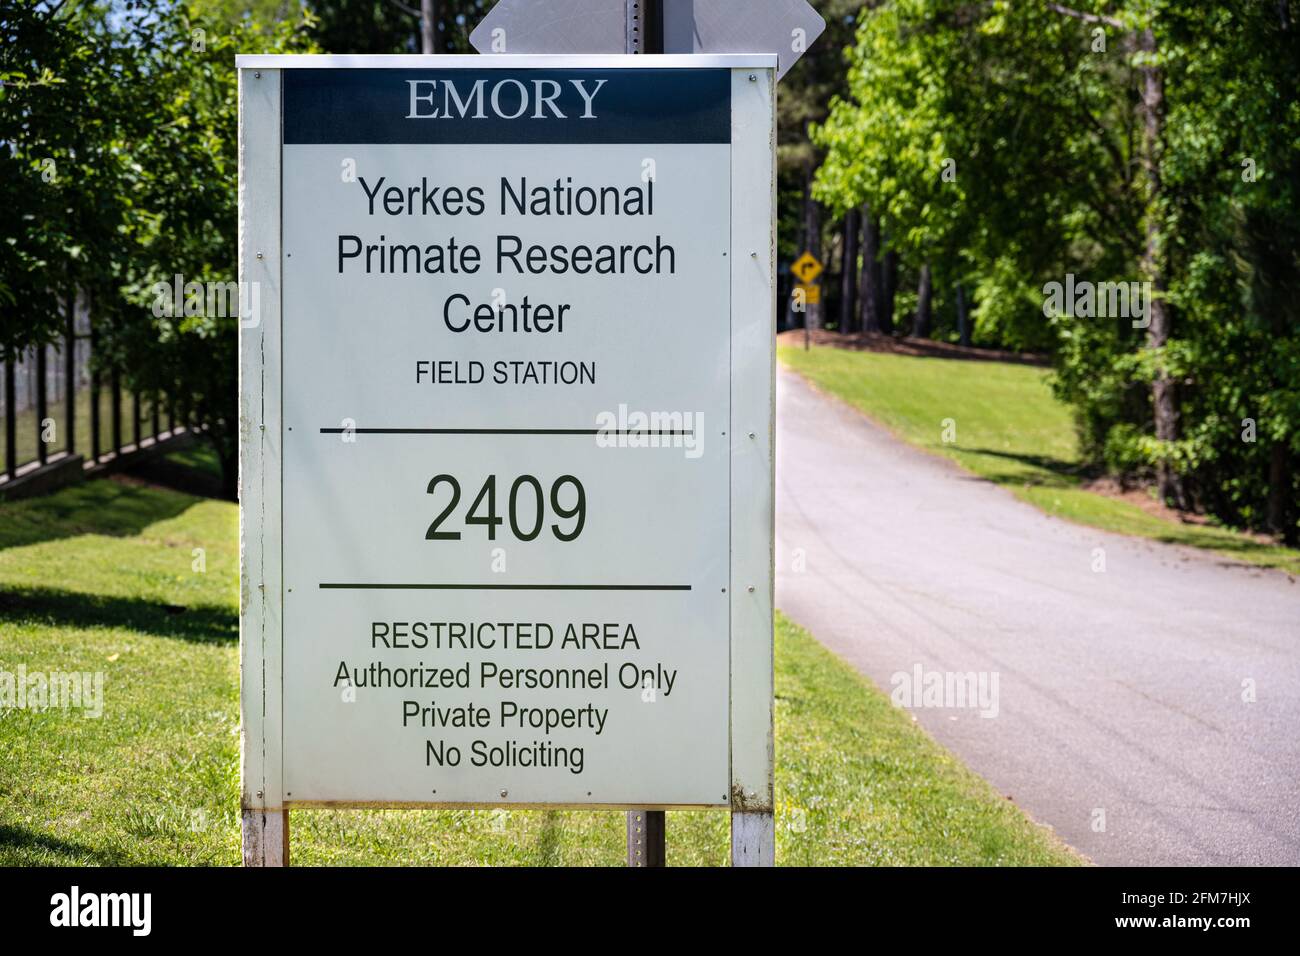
[[0, 480, 199, 552], [127, 454, 230, 502], [0, 822, 129, 865], [958, 447, 1092, 489], [0, 586, 237, 645], [531, 810, 565, 866], [1140, 528, 1299, 567], [968, 452, 1298, 569]]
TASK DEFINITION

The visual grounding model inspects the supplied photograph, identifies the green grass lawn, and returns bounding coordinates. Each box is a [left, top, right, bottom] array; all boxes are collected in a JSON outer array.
[[779, 344, 1300, 576], [0, 479, 1078, 866]]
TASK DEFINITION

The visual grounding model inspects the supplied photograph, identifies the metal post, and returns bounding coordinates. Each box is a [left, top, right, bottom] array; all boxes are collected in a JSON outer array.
[[89, 309, 101, 463], [152, 392, 160, 441], [36, 344, 48, 466], [626, 807, 666, 867], [3, 357, 14, 479], [623, 0, 669, 866], [626, 0, 661, 54], [111, 369, 122, 456], [65, 292, 76, 457], [132, 391, 141, 448]]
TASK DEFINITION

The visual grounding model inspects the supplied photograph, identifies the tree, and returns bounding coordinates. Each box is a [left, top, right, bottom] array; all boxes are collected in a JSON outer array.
[[107, 5, 316, 497], [306, 0, 490, 55], [1, 0, 317, 497], [777, 1, 870, 327], [0, 0, 141, 361], [812, 0, 1300, 541]]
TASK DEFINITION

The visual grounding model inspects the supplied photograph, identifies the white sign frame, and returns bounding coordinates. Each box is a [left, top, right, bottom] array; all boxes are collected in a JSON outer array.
[[237, 54, 775, 865]]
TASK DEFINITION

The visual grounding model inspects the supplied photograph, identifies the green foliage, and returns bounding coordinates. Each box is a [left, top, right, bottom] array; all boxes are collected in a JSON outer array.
[[1, 1, 316, 493], [108, 5, 317, 494], [304, 0, 493, 55], [811, 0, 1300, 541]]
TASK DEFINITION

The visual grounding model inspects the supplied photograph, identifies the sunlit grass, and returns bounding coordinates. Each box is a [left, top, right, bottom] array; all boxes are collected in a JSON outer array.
[[0, 479, 1079, 865]]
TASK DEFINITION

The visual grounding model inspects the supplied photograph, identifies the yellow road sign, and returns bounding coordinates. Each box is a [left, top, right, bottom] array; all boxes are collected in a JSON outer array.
[[791, 251, 824, 284], [794, 282, 821, 305]]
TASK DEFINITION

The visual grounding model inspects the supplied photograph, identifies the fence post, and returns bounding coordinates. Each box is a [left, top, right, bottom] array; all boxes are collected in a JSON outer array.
[[65, 292, 76, 457], [111, 368, 122, 456], [36, 345, 48, 466], [3, 357, 14, 479], [89, 311, 101, 464]]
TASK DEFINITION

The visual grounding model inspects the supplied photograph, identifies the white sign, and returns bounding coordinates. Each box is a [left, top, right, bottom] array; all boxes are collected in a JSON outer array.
[[238, 55, 775, 815], [469, 0, 826, 78]]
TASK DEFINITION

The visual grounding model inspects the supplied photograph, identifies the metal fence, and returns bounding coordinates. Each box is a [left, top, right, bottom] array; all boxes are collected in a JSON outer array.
[[1, 292, 179, 482]]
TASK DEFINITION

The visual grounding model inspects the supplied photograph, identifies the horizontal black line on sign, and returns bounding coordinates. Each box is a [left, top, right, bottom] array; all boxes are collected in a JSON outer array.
[[318, 583, 693, 591], [317, 428, 694, 436]]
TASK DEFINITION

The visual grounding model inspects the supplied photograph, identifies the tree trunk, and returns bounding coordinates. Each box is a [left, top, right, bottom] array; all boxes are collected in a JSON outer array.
[[420, 0, 437, 54], [881, 245, 898, 335], [1138, 27, 1185, 508], [956, 282, 971, 346], [859, 204, 881, 333], [840, 210, 858, 334], [1266, 444, 1291, 541], [912, 262, 933, 339], [786, 174, 810, 332], [218, 440, 238, 502]]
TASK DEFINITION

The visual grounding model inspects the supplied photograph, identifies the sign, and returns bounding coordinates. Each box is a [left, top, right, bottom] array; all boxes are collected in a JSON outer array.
[[471, 0, 825, 78], [659, 0, 826, 79], [468, 0, 625, 55], [237, 55, 776, 831], [791, 250, 823, 284], [795, 282, 821, 305]]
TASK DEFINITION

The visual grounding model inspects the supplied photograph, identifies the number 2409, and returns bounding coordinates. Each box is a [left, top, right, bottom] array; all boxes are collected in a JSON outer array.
[[425, 474, 585, 542]]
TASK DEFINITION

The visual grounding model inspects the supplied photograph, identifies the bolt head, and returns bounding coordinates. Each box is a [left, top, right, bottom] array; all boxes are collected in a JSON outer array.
[[499, 789, 508, 798]]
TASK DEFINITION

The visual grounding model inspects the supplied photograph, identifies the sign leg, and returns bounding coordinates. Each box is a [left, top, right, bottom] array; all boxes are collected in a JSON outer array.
[[730, 810, 774, 867], [241, 808, 289, 867], [626, 809, 666, 867]]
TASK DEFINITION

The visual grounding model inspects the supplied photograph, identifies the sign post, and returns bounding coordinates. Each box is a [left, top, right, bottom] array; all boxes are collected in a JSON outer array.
[[791, 250, 824, 351], [238, 54, 777, 866], [623, 0, 667, 869]]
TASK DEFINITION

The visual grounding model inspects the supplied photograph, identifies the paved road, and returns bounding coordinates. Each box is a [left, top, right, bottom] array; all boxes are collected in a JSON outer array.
[[774, 366, 1300, 865]]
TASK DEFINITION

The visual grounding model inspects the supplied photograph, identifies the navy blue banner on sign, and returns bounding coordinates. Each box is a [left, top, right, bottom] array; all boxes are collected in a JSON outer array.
[[282, 69, 731, 145]]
